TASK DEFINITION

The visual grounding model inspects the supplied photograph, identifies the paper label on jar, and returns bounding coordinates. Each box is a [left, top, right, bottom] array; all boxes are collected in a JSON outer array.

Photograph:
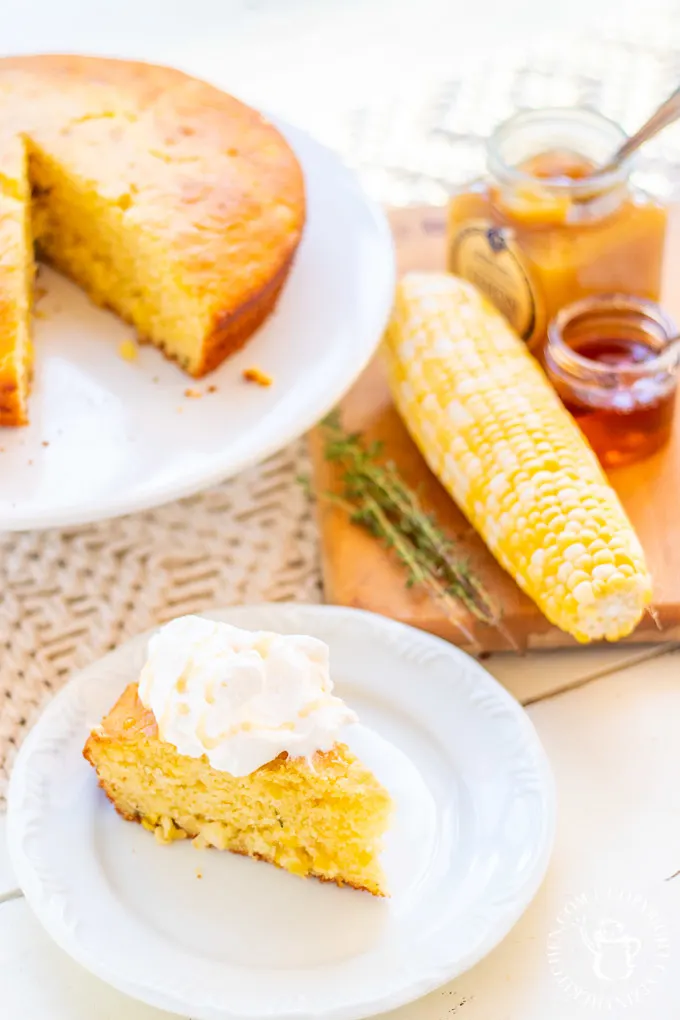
[[448, 220, 545, 345]]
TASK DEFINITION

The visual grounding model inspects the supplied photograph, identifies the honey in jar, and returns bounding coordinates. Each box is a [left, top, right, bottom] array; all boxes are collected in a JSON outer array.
[[545, 295, 679, 468], [448, 109, 668, 352]]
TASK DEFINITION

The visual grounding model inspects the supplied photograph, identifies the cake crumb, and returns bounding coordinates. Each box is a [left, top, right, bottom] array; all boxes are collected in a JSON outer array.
[[207, 385, 217, 393], [196, 869, 203, 879], [184, 387, 202, 399], [42, 440, 49, 447], [243, 366, 273, 387], [119, 339, 138, 362]]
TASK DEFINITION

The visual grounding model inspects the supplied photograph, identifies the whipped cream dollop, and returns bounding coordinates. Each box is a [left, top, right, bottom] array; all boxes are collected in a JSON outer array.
[[137, 615, 357, 776]]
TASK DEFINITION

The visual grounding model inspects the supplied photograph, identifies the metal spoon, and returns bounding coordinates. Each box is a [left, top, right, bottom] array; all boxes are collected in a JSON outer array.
[[597, 84, 680, 175]]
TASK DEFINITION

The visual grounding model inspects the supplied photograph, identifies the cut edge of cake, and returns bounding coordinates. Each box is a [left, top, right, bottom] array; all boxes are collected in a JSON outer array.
[[0, 135, 34, 427], [83, 683, 393, 897]]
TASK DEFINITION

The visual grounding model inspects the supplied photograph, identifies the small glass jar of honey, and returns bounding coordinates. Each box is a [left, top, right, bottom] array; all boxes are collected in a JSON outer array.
[[448, 108, 668, 352], [545, 295, 679, 468]]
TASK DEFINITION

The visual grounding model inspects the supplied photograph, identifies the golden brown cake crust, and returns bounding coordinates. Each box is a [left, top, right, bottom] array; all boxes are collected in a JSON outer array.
[[84, 682, 329, 769], [86, 681, 159, 741], [0, 54, 306, 423]]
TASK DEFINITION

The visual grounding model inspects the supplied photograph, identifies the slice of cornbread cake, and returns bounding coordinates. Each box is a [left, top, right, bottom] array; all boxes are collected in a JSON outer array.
[[83, 617, 393, 896]]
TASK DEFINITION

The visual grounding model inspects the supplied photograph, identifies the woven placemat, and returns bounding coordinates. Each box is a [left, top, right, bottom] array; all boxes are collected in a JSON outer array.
[[0, 440, 321, 800], [3, 27, 680, 804]]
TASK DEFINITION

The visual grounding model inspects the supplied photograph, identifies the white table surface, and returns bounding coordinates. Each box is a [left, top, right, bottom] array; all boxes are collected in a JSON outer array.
[[2, 643, 679, 1020], [3, 1, 680, 1016]]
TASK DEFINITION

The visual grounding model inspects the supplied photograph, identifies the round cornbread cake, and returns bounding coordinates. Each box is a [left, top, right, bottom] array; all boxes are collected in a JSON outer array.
[[0, 55, 306, 425]]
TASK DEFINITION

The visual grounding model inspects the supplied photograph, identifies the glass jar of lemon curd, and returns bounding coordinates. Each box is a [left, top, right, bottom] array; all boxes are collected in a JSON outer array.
[[447, 108, 668, 351]]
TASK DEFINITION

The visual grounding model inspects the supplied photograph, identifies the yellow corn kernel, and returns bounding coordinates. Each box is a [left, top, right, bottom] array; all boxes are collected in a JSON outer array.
[[118, 338, 138, 362], [384, 272, 652, 642]]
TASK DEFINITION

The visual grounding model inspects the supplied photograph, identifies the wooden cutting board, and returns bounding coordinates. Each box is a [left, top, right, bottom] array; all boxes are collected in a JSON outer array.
[[309, 206, 680, 652]]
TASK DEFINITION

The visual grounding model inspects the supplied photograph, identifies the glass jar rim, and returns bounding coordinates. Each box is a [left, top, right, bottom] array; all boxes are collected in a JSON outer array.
[[488, 107, 631, 196], [546, 294, 679, 380]]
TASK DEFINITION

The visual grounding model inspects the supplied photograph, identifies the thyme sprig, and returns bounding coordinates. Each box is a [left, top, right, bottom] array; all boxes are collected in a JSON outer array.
[[318, 411, 504, 641]]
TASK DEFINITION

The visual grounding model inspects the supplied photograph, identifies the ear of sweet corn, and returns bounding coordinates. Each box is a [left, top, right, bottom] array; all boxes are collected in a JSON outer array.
[[384, 272, 652, 643]]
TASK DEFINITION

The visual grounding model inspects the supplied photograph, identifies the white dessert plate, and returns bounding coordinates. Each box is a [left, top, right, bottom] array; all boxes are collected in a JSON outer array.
[[7, 604, 556, 1020], [0, 121, 394, 531]]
